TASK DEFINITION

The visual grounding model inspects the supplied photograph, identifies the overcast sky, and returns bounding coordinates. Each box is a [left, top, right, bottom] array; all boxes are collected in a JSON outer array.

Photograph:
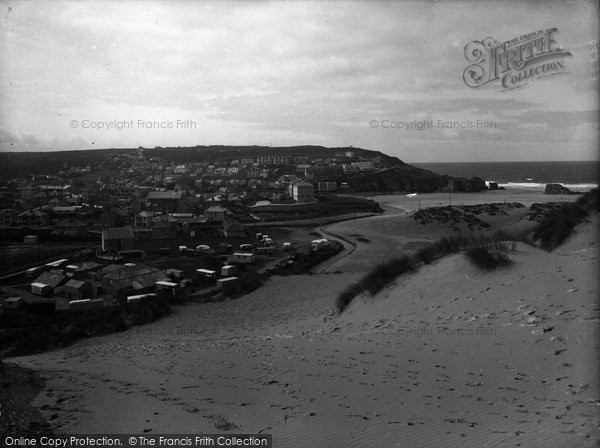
[[0, 0, 598, 162]]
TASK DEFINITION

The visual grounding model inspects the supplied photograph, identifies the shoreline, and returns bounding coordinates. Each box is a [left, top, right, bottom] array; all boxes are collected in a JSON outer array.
[[4, 190, 598, 446]]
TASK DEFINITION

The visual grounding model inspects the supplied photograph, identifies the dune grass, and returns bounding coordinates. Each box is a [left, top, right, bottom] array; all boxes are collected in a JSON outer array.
[[336, 190, 599, 312], [335, 231, 527, 313], [465, 244, 512, 270], [532, 189, 598, 251]]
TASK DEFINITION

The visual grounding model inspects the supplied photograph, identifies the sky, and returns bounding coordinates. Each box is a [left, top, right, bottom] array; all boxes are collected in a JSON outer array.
[[0, 0, 598, 162]]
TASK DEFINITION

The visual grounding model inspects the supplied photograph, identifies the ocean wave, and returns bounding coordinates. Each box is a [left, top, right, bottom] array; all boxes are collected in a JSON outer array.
[[491, 181, 599, 191]]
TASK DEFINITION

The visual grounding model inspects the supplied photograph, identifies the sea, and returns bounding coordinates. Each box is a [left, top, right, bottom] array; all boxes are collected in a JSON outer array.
[[413, 161, 600, 192]]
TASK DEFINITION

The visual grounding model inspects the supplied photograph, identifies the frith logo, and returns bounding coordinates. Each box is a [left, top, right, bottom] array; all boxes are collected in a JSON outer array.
[[463, 28, 572, 91]]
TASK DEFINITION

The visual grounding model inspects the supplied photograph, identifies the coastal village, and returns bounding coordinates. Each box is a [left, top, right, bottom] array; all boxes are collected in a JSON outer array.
[[0, 147, 395, 318], [0, 146, 575, 320], [2, 146, 595, 447]]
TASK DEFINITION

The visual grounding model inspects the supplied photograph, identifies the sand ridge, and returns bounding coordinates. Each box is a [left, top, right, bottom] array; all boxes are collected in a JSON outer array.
[[5, 191, 599, 447]]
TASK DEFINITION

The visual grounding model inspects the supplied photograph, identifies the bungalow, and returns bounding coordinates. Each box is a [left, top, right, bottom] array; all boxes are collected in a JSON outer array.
[[217, 276, 238, 290], [155, 280, 179, 296], [98, 264, 168, 299], [196, 269, 216, 282], [25, 266, 43, 278], [63, 279, 93, 300], [2, 296, 24, 310], [31, 270, 67, 295], [221, 265, 237, 276], [311, 238, 329, 251]]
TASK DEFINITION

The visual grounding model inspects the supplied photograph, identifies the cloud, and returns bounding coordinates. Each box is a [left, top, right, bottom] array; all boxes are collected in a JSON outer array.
[[0, 0, 597, 161]]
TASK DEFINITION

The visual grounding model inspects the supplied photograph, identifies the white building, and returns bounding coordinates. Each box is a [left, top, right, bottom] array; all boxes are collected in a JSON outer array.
[[291, 181, 314, 203]]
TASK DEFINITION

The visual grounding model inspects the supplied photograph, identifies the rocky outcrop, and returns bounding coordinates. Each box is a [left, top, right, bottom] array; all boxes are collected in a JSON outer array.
[[346, 168, 491, 194], [346, 167, 450, 193], [544, 183, 575, 195], [446, 176, 487, 192]]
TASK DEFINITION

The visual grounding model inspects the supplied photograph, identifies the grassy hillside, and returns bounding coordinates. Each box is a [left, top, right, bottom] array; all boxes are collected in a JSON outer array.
[[0, 145, 402, 177]]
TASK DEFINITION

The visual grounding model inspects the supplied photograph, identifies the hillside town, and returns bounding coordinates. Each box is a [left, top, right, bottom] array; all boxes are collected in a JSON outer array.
[[0, 147, 392, 231], [0, 147, 387, 319]]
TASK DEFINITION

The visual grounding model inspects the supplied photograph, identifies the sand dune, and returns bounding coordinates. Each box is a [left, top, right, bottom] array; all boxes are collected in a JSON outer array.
[[5, 191, 598, 447]]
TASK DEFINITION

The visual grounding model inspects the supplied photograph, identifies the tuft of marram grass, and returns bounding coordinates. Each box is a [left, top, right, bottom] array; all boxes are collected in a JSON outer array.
[[533, 202, 589, 251], [465, 245, 512, 270], [336, 230, 527, 313]]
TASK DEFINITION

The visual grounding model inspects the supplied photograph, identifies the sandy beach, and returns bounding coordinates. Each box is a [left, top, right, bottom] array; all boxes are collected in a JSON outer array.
[[4, 189, 599, 447]]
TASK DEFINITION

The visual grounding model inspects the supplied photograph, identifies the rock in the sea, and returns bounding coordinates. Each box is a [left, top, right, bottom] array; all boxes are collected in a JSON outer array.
[[488, 182, 499, 190], [448, 176, 487, 192], [544, 183, 574, 195]]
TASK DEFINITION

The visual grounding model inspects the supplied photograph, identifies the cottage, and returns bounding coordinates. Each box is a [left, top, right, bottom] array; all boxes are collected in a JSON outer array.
[[135, 210, 156, 228], [63, 279, 93, 300], [146, 190, 183, 212], [17, 209, 49, 227], [222, 219, 248, 238], [32, 270, 67, 295], [155, 280, 179, 296], [31, 282, 51, 296], [101, 227, 135, 252], [204, 205, 228, 222], [2, 296, 24, 310], [0, 209, 18, 226], [98, 264, 168, 299]]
